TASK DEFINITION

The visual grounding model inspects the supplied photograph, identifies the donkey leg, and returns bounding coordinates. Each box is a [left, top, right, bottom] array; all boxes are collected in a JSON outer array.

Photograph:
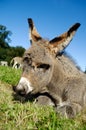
[[55, 105, 75, 118], [66, 102, 82, 118], [55, 102, 82, 118], [34, 95, 54, 106]]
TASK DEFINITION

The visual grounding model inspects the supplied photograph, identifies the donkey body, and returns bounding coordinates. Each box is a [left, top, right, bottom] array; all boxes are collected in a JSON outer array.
[[14, 18, 86, 118], [10, 57, 22, 69], [0, 61, 8, 66]]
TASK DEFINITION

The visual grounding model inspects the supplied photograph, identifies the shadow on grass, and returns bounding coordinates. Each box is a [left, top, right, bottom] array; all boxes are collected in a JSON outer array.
[[12, 85, 55, 106]]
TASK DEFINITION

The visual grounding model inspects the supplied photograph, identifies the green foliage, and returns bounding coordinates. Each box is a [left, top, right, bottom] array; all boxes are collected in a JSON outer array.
[[0, 46, 25, 65], [0, 66, 86, 130], [0, 24, 25, 65], [0, 25, 11, 48]]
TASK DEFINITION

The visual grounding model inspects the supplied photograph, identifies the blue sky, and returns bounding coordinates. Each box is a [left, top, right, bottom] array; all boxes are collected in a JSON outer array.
[[0, 0, 86, 71]]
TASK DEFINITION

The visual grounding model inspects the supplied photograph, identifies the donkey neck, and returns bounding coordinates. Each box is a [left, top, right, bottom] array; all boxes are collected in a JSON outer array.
[[56, 54, 82, 77], [47, 54, 83, 93]]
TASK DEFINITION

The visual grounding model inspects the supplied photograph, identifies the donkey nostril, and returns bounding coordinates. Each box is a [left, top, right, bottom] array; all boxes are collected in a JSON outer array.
[[18, 91, 25, 96], [18, 88, 26, 96]]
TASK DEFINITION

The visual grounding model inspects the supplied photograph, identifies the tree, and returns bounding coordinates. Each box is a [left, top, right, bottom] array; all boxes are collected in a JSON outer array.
[[0, 25, 12, 48], [0, 24, 25, 65]]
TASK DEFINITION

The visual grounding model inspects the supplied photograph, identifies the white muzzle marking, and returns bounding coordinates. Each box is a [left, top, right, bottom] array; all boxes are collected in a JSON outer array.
[[18, 77, 33, 94]]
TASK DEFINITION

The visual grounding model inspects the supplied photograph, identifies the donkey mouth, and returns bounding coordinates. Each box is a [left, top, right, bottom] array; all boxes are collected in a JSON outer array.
[[12, 77, 34, 97], [13, 86, 36, 99], [12, 85, 25, 96]]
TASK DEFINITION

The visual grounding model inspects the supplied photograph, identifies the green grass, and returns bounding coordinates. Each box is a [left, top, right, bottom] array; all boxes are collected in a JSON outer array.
[[0, 66, 21, 85], [0, 66, 86, 130]]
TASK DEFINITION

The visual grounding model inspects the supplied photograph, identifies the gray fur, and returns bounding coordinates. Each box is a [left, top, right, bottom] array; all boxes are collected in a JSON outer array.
[[14, 19, 86, 118]]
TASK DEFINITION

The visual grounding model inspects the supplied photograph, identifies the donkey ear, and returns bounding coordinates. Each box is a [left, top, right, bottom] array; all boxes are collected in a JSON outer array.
[[49, 23, 80, 54], [28, 18, 42, 44]]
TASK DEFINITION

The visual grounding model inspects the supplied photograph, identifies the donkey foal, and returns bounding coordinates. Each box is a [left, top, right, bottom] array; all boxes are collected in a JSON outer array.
[[13, 18, 86, 118]]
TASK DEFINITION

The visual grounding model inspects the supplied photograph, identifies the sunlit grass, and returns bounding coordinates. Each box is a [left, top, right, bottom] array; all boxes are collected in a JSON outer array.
[[0, 66, 21, 85]]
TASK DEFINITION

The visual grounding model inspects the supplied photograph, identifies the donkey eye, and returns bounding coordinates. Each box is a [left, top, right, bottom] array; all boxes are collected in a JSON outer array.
[[23, 57, 29, 62], [23, 57, 32, 65], [37, 64, 50, 70]]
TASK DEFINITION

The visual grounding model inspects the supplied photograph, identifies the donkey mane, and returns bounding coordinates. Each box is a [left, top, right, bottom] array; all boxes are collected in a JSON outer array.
[[56, 52, 82, 78], [57, 51, 81, 71]]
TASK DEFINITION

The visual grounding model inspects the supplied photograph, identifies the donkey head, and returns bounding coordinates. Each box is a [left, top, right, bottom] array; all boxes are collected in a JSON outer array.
[[14, 18, 80, 96]]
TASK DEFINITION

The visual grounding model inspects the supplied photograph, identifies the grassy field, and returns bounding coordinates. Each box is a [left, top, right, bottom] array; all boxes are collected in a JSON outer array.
[[0, 66, 86, 130]]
